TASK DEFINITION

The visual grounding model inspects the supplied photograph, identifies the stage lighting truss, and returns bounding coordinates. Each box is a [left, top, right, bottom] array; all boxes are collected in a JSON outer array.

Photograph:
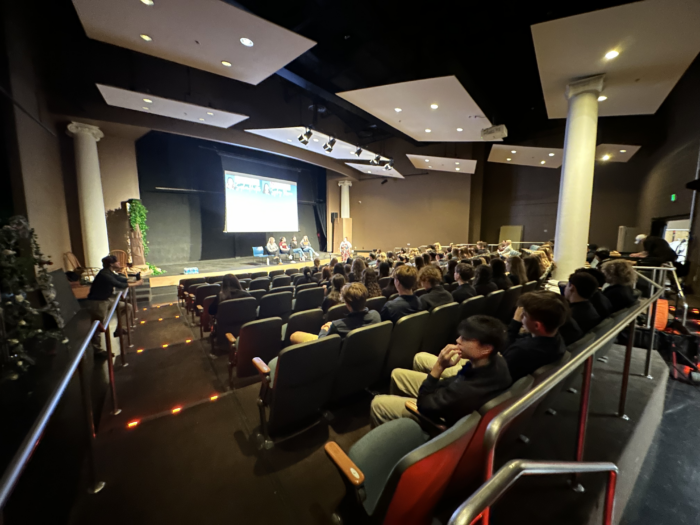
[[298, 128, 313, 145], [383, 159, 394, 171], [323, 137, 336, 153], [370, 155, 381, 166]]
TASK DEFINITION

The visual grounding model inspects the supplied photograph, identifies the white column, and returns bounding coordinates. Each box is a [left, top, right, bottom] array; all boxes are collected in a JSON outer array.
[[338, 180, 352, 219], [553, 75, 605, 280], [67, 122, 109, 268]]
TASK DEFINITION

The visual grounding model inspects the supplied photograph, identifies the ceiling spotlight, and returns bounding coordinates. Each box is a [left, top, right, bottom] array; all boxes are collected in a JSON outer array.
[[287, 139, 292, 142], [353, 147, 362, 157], [620, 149, 627, 153], [598, 95, 607, 101], [456, 128, 463, 132], [602, 154, 611, 161], [140, 34, 152, 42], [370, 155, 381, 166], [548, 153, 555, 156], [140, 0, 154, 5], [425, 129, 432, 133], [394, 108, 402, 113], [143, 98, 152, 103], [430, 104, 439, 109], [425, 159, 430, 162], [298, 128, 313, 145], [221, 61, 232, 67], [605, 50, 619, 60], [455, 162, 460, 165], [240, 37, 254, 47], [428, 166, 432, 168], [323, 137, 336, 153], [199, 118, 205, 121], [142, 106, 149, 110], [383, 159, 394, 171], [511, 150, 516, 154], [368, 170, 372, 173], [506, 158, 511, 161], [313, 138, 319, 142], [455, 168, 460, 171], [207, 112, 214, 116]]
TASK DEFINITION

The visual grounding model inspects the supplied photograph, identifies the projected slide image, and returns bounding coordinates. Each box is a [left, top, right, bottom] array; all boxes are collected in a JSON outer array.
[[224, 171, 299, 232]]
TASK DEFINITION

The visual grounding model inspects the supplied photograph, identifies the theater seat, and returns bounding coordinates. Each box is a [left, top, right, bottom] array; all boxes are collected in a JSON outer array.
[[495, 285, 523, 323], [273, 286, 295, 295], [178, 277, 206, 306], [285, 268, 298, 276], [325, 411, 481, 524], [258, 291, 293, 324], [414, 288, 427, 297], [191, 283, 220, 322], [249, 278, 271, 292], [366, 296, 387, 312], [228, 317, 282, 383], [248, 289, 266, 305], [254, 335, 342, 449], [295, 282, 318, 293], [272, 275, 292, 288], [215, 297, 257, 348], [458, 295, 485, 323], [483, 290, 505, 317], [327, 303, 349, 322], [378, 276, 393, 289], [269, 269, 285, 278], [382, 311, 429, 379], [522, 280, 538, 294], [420, 302, 459, 355], [282, 309, 324, 347], [250, 271, 268, 280], [293, 288, 324, 313]]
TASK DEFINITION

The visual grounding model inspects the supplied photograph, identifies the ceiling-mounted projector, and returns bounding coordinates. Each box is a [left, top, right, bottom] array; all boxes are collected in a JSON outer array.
[[481, 124, 508, 141]]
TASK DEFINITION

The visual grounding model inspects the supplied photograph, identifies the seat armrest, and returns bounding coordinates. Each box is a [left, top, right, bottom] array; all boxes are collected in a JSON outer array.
[[196, 305, 203, 312], [405, 401, 448, 433], [253, 357, 270, 376], [225, 333, 236, 348], [324, 442, 365, 486]]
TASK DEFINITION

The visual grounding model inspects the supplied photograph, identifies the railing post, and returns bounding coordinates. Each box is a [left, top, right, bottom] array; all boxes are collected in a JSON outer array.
[[130, 285, 138, 324], [77, 352, 106, 494], [572, 356, 594, 492], [603, 470, 617, 525], [644, 298, 657, 379], [124, 292, 133, 350], [617, 321, 636, 420], [116, 300, 128, 367], [103, 325, 121, 416]]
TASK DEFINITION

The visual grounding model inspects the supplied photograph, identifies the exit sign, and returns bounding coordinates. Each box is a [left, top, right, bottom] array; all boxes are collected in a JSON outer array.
[[671, 194, 677, 202]]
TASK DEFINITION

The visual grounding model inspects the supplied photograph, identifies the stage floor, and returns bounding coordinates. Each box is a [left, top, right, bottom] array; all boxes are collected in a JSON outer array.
[[149, 254, 333, 288]]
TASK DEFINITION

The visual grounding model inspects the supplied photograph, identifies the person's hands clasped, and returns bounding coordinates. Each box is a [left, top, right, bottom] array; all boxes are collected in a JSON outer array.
[[321, 321, 332, 332], [431, 344, 461, 379], [513, 306, 524, 323]]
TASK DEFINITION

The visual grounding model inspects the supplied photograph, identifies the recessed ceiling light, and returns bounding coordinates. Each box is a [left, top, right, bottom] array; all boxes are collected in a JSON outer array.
[[207, 112, 214, 116], [456, 128, 463, 132], [620, 149, 627, 153], [602, 154, 610, 161], [455, 168, 460, 171], [140, 34, 152, 42], [143, 98, 152, 103], [240, 37, 254, 47], [430, 104, 439, 109], [287, 139, 292, 142], [313, 138, 319, 142], [221, 61, 232, 67], [425, 159, 430, 162], [548, 153, 555, 156], [511, 150, 516, 154], [142, 106, 149, 110], [540, 160, 546, 165], [506, 158, 511, 161], [598, 95, 607, 102], [199, 118, 205, 121], [368, 170, 372, 173], [140, 0, 154, 5], [428, 166, 432, 168], [605, 50, 619, 60], [455, 162, 460, 165], [425, 129, 431, 133], [394, 107, 402, 113]]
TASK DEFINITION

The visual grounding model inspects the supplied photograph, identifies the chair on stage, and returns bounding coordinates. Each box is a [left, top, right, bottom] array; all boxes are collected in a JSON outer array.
[[109, 249, 129, 276]]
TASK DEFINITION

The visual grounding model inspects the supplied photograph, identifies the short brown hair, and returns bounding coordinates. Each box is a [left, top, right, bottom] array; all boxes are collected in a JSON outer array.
[[341, 282, 368, 311], [418, 265, 443, 287], [455, 263, 474, 282], [518, 291, 568, 333], [601, 259, 637, 287], [394, 264, 418, 290]]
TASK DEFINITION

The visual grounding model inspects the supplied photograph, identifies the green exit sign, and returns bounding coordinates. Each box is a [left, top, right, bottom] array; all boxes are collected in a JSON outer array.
[[671, 194, 677, 202]]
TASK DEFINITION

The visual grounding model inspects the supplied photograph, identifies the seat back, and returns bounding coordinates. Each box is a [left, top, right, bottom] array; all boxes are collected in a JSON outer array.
[[330, 321, 393, 402], [251, 271, 268, 279], [420, 302, 459, 355], [200, 295, 218, 333], [367, 296, 388, 312], [195, 284, 220, 307], [269, 269, 284, 278], [179, 277, 206, 297], [206, 275, 225, 284], [352, 412, 482, 522], [258, 291, 293, 324], [285, 268, 298, 276], [383, 311, 429, 378], [239, 278, 251, 290], [237, 273, 251, 280], [458, 295, 485, 323], [249, 277, 271, 291], [448, 282, 459, 292], [378, 276, 393, 289], [327, 303, 349, 322], [483, 289, 505, 317], [296, 282, 318, 293], [293, 287, 325, 313], [268, 336, 342, 437], [236, 318, 282, 378], [283, 309, 325, 347], [216, 297, 258, 343], [494, 285, 522, 323], [249, 289, 267, 304], [273, 286, 295, 295], [522, 280, 538, 294], [414, 288, 427, 297], [272, 275, 292, 288]]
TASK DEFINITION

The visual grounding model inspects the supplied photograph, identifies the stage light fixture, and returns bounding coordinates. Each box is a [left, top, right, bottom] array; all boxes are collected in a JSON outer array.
[[323, 137, 336, 153], [298, 129, 312, 145], [540, 160, 546, 165], [430, 104, 439, 109], [381, 179, 388, 185], [370, 155, 381, 166], [549, 153, 555, 156], [456, 128, 463, 132], [353, 147, 362, 157], [383, 159, 394, 171], [207, 112, 214, 116], [143, 98, 152, 103]]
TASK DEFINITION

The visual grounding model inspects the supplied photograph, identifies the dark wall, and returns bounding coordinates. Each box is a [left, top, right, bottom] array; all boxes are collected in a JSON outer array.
[[136, 132, 326, 265]]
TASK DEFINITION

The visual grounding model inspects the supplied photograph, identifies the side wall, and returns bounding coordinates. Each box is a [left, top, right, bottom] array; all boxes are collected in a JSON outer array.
[[99, 134, 141, 212]]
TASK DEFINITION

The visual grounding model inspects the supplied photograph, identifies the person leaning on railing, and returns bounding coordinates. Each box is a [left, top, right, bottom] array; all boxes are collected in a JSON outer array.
[[86, 255, 142, 357]]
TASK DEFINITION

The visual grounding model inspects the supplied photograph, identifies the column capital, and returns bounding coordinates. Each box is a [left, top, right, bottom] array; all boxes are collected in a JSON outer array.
[[338, 180, 353, 188], [566, 75, 605, 100], [67, 122, 104, 141]]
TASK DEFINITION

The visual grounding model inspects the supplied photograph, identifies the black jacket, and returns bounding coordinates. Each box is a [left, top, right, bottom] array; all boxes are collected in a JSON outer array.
[[502, 320, 566, 382], [417, 354, 512, 426], [493, 275, 513, 291], [380, 294, 424, 324], [508, 274, 521, 286], [589, 290, 613, 319], [452, 283, 477, 304], [319, 308, 381, 339], [569, 300, 601, 333], [88, 268, 128, 301], [475, 281, 498, 297], [420, 285, 455, 311], [603, 284, 637, 313]]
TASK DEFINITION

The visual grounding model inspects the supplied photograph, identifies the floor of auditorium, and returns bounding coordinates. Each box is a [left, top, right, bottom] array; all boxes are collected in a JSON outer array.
[[65, 286, 700, 525]]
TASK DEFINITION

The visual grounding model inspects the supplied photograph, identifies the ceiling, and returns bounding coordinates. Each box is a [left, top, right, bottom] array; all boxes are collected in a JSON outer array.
[[97, 84, 249, 128], [532, 0, 700, 118], [488, 145, 564, 169], [345, 162, 403, 179], [595, 144, 641, 162], [406, 154, 477, 175]]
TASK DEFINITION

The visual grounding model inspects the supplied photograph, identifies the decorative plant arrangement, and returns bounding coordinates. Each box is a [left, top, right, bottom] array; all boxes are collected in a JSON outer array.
[[127, 199, 165, 275], [0, 216, 66, 382]]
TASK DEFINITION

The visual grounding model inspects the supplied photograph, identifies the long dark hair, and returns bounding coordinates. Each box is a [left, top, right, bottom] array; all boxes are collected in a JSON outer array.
[[362, 267, 382, 298], [523, 256, 542, 282], [378, 261, 391, 278], [414, 256, 425, 271], [328, 274, 346, 303], [490, 258, 507, 279], [474, 265, 493, 286], [221, 274, 242, 300]]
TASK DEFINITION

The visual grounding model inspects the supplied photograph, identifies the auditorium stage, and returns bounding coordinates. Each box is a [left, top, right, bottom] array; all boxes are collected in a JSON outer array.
[[148, 254, 333, 288]]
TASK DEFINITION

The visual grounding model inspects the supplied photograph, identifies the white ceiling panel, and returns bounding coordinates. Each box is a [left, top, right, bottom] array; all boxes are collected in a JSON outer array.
[[531, 0, 700, 118], [488, 145, 563, 169], [595, 144, 641, 163], [73, 0, 316, 86], [345, 163, 404, 179], [96, 84, 248, 128], [337, 76, 495, 142], [245, 127, 388, 162], [406, 154, 476, 174]]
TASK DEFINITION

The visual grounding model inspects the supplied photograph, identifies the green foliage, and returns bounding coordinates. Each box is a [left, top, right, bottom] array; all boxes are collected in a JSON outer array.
[[127, 199, 149, 255], [147, 262, 165, 276]]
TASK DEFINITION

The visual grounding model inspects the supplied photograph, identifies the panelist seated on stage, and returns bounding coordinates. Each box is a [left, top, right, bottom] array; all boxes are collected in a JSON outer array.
[[300, 235, 318, 258], [264, 237, 281, 264]]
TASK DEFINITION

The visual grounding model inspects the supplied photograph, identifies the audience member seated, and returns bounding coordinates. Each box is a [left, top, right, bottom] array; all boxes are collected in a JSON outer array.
[[418, 266, 454, 311], [473, 265, 498, 297], [586, 244, 598, 264], [367, 252, 378, 267], [378, 261, 391, 279], [382, 265, 400, 298], [414, 255, 425, 273], [322, 274, 346, 313], [370, 315, 512, 427], [293, 267, 315, 286], [444, 259, 458, 285], [591, 247, 611, 268], [506, 256, 527, 286], [311, 258, 321, 276], [476, 241, 489, 255], [523, 255, 543, 284], [351, 258, 367, 283], [564, 272, 602, 333], [502, 291, 567, 382], [289, 236, 305, 261], [328, 263, 347, 290], [317, 266, 332, 284], [451, 263, 476, 303], [208, 274, 251, 316], [300, 235, 318, 259], [490, 259, 513, 290], [575, 268, 613, 319], [601, 260, 638, 312], [290, 283, 380, 344], [362, 267, 383, 298], [380, 265, 424, 323]]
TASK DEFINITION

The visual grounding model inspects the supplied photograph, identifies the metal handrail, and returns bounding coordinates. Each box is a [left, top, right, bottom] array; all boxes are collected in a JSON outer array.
[[634, 265, 688, 325], [0, 289, 128, 509], [448, 460, 618, 525]]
